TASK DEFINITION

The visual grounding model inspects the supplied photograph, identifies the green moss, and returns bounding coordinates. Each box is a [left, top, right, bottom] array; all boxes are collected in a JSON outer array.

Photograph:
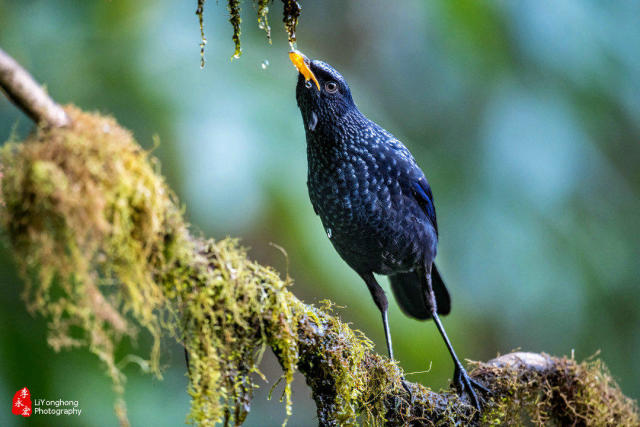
[[0, 106, 431, 424], [257, 0, 272, 43], [228, 0, 242, 59], [290, 300, 476, 426], [195, 0, 303, 62], [0, 106, 179, 425], [171, 239, 301, 425], [0, 107, 302, 425], [196, 0, 207, 68], [2, 106, 636, 427], [281, 0, 302, 49], [473, 353, 639, 426]]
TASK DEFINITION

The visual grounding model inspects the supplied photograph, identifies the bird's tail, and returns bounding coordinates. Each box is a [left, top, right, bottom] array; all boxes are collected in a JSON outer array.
[[389, 264, 451, 320]]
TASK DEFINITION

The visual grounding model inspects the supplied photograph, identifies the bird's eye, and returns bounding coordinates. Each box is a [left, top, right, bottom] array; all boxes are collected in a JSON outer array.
[[325, 81, 339, 93]]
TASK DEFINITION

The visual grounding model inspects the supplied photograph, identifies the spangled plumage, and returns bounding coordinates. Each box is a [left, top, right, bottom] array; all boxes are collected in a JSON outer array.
[[298, 59, 447, 316], [292, 53, 487, 409]]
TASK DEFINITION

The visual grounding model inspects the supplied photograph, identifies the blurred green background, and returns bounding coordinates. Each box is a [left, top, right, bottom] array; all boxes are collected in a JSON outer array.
[[1, 1, 639, 425]]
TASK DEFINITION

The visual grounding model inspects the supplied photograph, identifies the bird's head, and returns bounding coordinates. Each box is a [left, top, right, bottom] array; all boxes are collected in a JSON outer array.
[[289, 50, 356, 132]]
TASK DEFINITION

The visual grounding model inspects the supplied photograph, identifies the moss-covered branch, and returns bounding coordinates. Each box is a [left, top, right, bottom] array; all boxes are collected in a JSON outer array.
[[0, 48, 638, 427]]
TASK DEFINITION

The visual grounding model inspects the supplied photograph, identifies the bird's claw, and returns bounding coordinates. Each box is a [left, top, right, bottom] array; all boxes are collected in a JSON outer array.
[[401, 377, 413, 403], [453, 365, 489, 412]]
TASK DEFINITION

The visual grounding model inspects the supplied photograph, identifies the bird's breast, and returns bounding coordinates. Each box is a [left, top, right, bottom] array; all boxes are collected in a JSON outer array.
[[308, 151, 389, 227], [307, 149, 430, 273]]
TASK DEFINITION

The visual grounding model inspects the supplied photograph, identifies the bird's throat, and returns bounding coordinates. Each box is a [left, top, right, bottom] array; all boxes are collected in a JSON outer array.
[[308, 111, 318, 132]]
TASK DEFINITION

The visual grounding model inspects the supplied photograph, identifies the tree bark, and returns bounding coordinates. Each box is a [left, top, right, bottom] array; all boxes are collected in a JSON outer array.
[[0, 47, 69, 127]]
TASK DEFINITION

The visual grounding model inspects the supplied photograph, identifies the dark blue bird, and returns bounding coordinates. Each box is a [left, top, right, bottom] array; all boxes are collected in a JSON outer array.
[[290, 51, 487, 409]]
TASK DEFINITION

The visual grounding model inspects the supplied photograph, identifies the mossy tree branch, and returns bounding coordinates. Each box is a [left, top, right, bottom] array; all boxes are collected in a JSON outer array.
[[0, 47, 638, 426]]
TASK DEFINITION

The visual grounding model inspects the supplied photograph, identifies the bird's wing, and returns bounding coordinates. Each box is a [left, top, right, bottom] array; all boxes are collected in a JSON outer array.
[[410, 176, 438, 236], [385, 138, 439, 236]]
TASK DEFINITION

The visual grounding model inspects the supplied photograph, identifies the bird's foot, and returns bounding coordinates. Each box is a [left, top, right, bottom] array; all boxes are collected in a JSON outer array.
[[453, 364, 490, 412], [400, 377, 413, 402]]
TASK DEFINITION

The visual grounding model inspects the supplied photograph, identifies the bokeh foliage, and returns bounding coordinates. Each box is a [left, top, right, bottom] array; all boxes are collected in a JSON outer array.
[[1, 1, 639, 426]]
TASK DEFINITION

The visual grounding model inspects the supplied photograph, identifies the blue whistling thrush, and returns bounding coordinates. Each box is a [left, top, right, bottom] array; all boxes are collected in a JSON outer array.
[[289, 50, 487, 409]]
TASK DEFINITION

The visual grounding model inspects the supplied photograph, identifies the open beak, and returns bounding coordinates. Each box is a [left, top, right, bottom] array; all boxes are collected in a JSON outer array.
[[289, 50, 320, 91]]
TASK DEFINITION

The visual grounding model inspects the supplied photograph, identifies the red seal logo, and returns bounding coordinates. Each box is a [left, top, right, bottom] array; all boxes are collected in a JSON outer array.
[[12, 387, 32, 417]]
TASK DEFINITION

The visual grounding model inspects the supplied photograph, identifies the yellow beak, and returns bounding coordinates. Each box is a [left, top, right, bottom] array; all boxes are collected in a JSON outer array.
[[289, 50, 320, 91]]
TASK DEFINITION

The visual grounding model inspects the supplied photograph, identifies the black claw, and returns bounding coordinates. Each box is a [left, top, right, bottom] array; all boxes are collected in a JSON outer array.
[[453, 365, 488, 412], [469, 377, 490, 395], [401, 377, 413, 403]]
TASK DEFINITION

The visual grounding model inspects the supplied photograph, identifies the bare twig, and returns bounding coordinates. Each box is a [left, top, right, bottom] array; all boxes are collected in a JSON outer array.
[[0, 47, 69, 127]]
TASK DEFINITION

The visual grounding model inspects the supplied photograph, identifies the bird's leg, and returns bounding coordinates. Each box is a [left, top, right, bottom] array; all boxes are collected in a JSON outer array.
[[360, 272, 394, 359], [423, 266, 488, 411], [381, 308, 394, 360], [360, 272, 412, 397]]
